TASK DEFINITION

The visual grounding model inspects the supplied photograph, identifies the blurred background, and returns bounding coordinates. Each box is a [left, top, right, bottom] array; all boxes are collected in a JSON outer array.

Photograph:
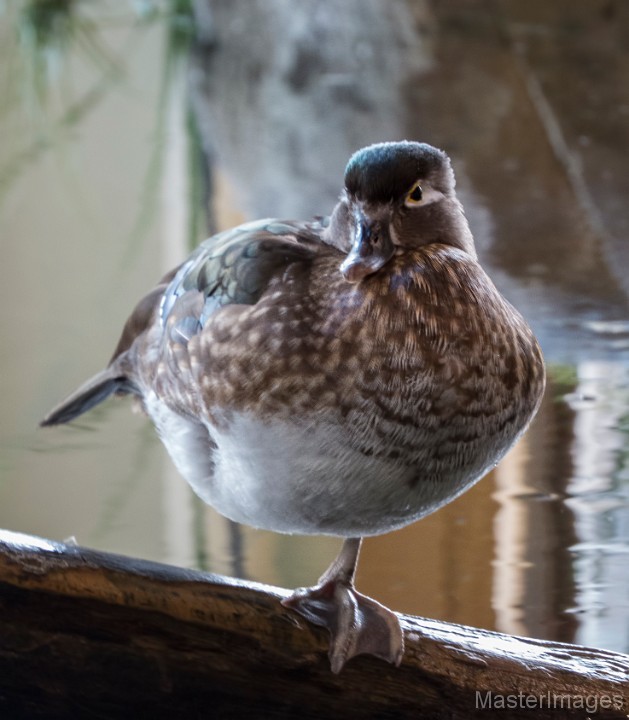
[[1, 0, 628, 656]]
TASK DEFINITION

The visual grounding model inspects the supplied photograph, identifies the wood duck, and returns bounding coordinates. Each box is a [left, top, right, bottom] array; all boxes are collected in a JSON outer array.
[[42, 141, 546, 673]]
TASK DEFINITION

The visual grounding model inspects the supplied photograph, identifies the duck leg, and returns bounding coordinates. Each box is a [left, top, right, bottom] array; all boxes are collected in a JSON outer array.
[[282, 537, 404, 673]]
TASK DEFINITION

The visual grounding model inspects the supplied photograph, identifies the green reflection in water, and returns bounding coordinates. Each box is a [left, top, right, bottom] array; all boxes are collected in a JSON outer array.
[[2, 0, 203, 255]]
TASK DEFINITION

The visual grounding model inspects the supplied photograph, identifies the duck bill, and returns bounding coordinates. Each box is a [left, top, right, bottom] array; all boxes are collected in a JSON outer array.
[[340, 217, 395, 283]]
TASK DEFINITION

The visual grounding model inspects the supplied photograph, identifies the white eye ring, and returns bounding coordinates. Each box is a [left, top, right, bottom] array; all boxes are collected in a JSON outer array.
[[404, 184, 444, 208]]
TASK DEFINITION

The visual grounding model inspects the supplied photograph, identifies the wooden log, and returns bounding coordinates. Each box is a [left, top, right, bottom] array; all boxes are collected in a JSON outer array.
[[0, 529, 627, 719]]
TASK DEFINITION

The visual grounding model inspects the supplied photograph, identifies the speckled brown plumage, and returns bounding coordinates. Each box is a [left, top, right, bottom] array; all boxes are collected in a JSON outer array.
[[42, 141, 545, 673]]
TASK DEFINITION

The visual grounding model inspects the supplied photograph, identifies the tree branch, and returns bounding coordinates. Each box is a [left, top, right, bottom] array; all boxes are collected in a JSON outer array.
[[0, 530, 626, 719]]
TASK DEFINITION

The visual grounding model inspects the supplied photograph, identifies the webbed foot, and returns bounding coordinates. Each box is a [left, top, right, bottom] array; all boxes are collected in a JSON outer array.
[[282, 538, 404, 673]]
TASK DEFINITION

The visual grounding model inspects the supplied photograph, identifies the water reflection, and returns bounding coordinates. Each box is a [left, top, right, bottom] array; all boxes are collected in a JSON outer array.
[[566, 363, 629, 652], [0, 0, 628, 657]]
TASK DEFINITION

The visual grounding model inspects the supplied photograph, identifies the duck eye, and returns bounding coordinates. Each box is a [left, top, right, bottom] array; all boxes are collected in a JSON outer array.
[[406, 184, 423, 205]]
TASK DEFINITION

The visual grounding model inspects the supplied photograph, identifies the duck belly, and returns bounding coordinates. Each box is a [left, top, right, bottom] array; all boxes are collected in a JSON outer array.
[[200, 412, 483, 537]]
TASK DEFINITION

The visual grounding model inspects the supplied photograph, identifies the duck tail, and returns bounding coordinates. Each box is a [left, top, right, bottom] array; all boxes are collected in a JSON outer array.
[[40, 369, 132, 427]]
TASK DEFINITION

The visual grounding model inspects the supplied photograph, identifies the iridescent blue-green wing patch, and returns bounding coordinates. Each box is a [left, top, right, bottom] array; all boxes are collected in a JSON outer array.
[[160, 219, 325, 343]]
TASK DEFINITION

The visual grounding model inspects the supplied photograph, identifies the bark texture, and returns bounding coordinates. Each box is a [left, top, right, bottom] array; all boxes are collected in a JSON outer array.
[[0, 530, 627, 719]]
